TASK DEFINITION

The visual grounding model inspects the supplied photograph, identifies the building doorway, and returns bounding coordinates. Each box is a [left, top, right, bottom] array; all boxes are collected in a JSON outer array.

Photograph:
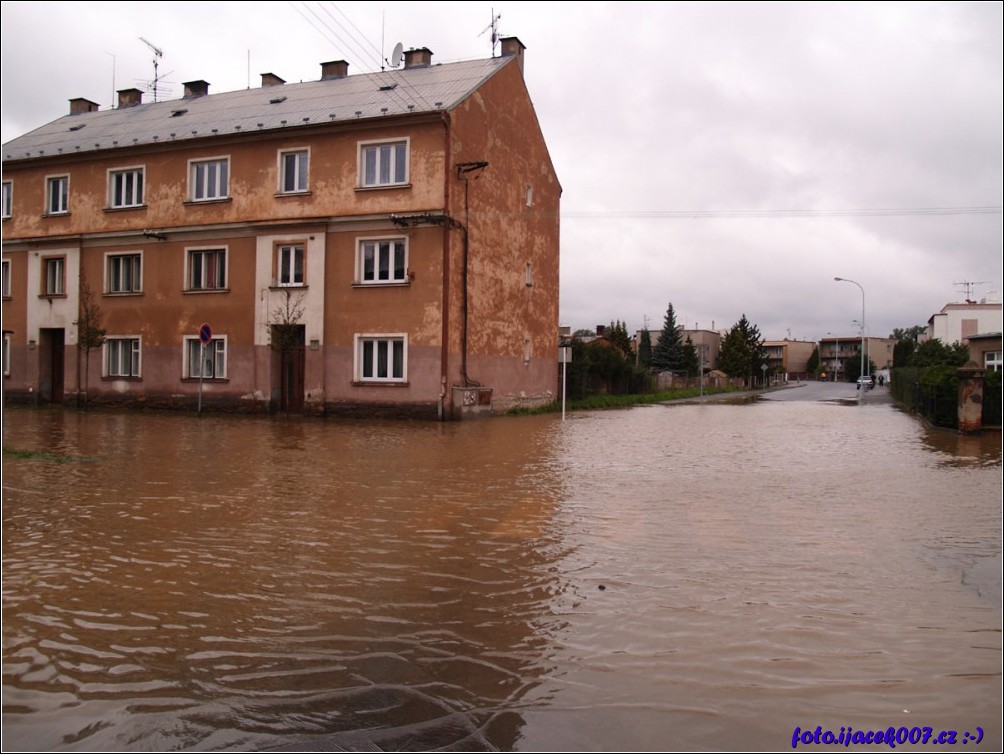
[[272, 325, 305, 413], [38, 328, 65, 403]]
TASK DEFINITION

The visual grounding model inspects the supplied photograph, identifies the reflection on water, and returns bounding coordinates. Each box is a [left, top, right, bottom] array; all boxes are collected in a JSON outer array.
[[2, 399, 1000, 752]]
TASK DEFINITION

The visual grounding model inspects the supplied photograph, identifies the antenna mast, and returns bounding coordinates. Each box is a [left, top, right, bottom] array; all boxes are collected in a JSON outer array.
[[139, 37, 164, 102], [478, 9, 502, 56], [954, 280, 989, 304]]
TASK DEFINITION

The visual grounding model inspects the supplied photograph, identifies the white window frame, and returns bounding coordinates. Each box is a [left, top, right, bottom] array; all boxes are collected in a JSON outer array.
[[108, 166, 145, 208], [985, 351, 1002, 372], [279, 149, 309, 194], [43, 256, 65, 296], [276, 243, 305, 287], [105, 252, 142, 294], [355, 334, 407, 382], [358, 138, 409, 188], [105, 337, 142, 378], [2, 181, 11, 219], [46, 175, 69, 215], [185, 336, 227, 379], [3, 333, 9, 377], [356, 237, 408, 284], [186, 247, 228, 291], [188, 157, 229, 201], [1, 258, 10, 298]]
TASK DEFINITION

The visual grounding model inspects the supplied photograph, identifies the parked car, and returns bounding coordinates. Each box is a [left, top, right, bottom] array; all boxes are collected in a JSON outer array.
[[856, 375, 875, 390]]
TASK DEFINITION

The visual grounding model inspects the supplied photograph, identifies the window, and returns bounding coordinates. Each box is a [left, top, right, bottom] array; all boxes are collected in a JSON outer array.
[[189, 158, 229, 201], [277, 244, 304, 286], [357, 335, 406, 382], [186, 337, 227, 379], [109, 167, 144, 208], [279, 150, 308, 193], [187, 248, 227, 291], [359, 139, 408, 188], [46, 175, 69, 214], [43, 257, 65, 296], [105, 338, 141, 378], [986, 351, 1002, 372], [358, 238, 407, 284], [2, 181, 11, 219], [3, 333, 9, 377], [1, 259, 10, 299], [106, 253, 142, 294]]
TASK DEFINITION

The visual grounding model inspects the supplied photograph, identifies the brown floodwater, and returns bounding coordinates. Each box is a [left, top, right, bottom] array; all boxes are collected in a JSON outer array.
[[2, 387, 1001, 752]]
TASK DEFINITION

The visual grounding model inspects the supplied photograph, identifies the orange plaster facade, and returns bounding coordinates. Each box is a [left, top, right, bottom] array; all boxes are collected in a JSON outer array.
[[2, 39, 560, 418]]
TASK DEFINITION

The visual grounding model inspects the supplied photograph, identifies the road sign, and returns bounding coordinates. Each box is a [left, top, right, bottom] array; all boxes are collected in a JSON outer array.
[[199, 323, 213, 344]]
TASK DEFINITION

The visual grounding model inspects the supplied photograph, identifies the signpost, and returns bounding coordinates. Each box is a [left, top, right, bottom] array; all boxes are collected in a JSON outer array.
[[198, 323, 212, 415], [559, 346, 572, 421]]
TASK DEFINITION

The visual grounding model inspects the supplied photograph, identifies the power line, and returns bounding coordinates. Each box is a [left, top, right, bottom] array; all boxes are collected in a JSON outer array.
[[558, 206, 1002, 219]]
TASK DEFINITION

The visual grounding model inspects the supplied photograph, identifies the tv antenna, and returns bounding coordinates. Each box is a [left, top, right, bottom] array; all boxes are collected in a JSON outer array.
[[139, 37, 164, 102], [954, 280, 989, 303], [479, 9, 502, 56]]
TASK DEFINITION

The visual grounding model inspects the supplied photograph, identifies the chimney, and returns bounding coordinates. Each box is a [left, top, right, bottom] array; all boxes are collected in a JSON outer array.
[[69, 98, 100, 115], [596, 325, 606, 337], [117, 88, 144, 108], [182, 80, 210, 99], [403, 47, 433, 69], [500, 36, 526, 75], [321, 60, 349, 80], [260, 72, 286, 87]]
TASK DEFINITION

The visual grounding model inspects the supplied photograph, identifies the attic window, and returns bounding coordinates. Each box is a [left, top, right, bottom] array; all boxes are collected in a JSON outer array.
[[270, 95, 287, 104], [68, 123, 86, 132], [171, 109, 188, 117], [378, 83, 398, 91]]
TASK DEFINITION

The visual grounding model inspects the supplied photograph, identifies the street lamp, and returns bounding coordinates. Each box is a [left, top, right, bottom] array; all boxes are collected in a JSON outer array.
[[834, 277, 866, 382]]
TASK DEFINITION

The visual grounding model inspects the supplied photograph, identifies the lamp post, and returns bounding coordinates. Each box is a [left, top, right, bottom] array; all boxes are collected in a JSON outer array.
[[835, 277, 865, 382]]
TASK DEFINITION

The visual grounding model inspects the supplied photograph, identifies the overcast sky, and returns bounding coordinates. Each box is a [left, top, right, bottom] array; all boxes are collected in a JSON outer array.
[[3, 1, 1001, 341]]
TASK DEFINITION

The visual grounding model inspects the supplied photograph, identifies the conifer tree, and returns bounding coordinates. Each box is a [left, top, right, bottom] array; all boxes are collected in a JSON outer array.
[[650, 302, 684, 372]]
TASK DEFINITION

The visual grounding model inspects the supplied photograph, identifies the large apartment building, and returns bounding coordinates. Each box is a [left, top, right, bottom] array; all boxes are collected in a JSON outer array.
[[1, 38, 561, 418]]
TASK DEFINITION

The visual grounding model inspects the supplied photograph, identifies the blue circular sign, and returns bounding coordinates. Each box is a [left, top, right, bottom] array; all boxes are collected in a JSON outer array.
[[199, 323, 213, 344]]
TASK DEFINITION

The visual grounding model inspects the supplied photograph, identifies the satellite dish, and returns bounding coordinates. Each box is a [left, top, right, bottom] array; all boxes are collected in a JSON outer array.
[[390, 42, 404, 68]]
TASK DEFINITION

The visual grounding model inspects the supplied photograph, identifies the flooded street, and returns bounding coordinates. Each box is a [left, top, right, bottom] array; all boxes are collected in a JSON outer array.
[[2, 384, 1001, 752]]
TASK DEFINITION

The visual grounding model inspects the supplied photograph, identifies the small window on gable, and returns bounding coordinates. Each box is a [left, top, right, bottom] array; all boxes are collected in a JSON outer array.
[[2, 181, 12, 219]]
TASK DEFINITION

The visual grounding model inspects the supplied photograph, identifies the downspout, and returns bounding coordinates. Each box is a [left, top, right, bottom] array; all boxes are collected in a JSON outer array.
[[456, 161, 488, 387], [439, 111, 452, 420]]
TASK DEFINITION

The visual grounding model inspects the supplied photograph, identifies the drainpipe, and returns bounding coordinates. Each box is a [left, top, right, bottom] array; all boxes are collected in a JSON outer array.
[[456, 161, 488, 387], [440, 112, 451, 420]]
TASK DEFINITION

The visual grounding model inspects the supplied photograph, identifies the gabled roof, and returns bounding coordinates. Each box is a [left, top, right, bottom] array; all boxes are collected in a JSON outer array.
[[3, 57, 510, 163]]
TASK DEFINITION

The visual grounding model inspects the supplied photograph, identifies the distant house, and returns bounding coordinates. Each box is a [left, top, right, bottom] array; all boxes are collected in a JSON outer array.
[[762, 339, 815, 381], [1, 38, 561, 418], [965, 332, 1002, 372], [819, 335, 896, 380], [925, 300, 1003, 345], [634, 327, 721, 372]]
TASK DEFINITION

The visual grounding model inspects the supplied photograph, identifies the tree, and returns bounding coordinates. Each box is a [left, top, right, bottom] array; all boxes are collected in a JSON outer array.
[[638, 329, 652, 369], [572, 328, 596, 339], [650, 302, 684, 373], [890, 325, 926, 342], [76, 279, 106, 409], [893, 338, 916, 367], [718, 314, 764, 386], [843, 352, 877, 381], [909, 339, 969, 368], [605, 319, 634, 359], [806, 346, 820, 374], [682, 336, 700, 380]]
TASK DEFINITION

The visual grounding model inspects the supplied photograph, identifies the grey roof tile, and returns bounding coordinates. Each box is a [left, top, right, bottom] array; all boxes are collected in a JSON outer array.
[[3, 57, 508, 162]]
